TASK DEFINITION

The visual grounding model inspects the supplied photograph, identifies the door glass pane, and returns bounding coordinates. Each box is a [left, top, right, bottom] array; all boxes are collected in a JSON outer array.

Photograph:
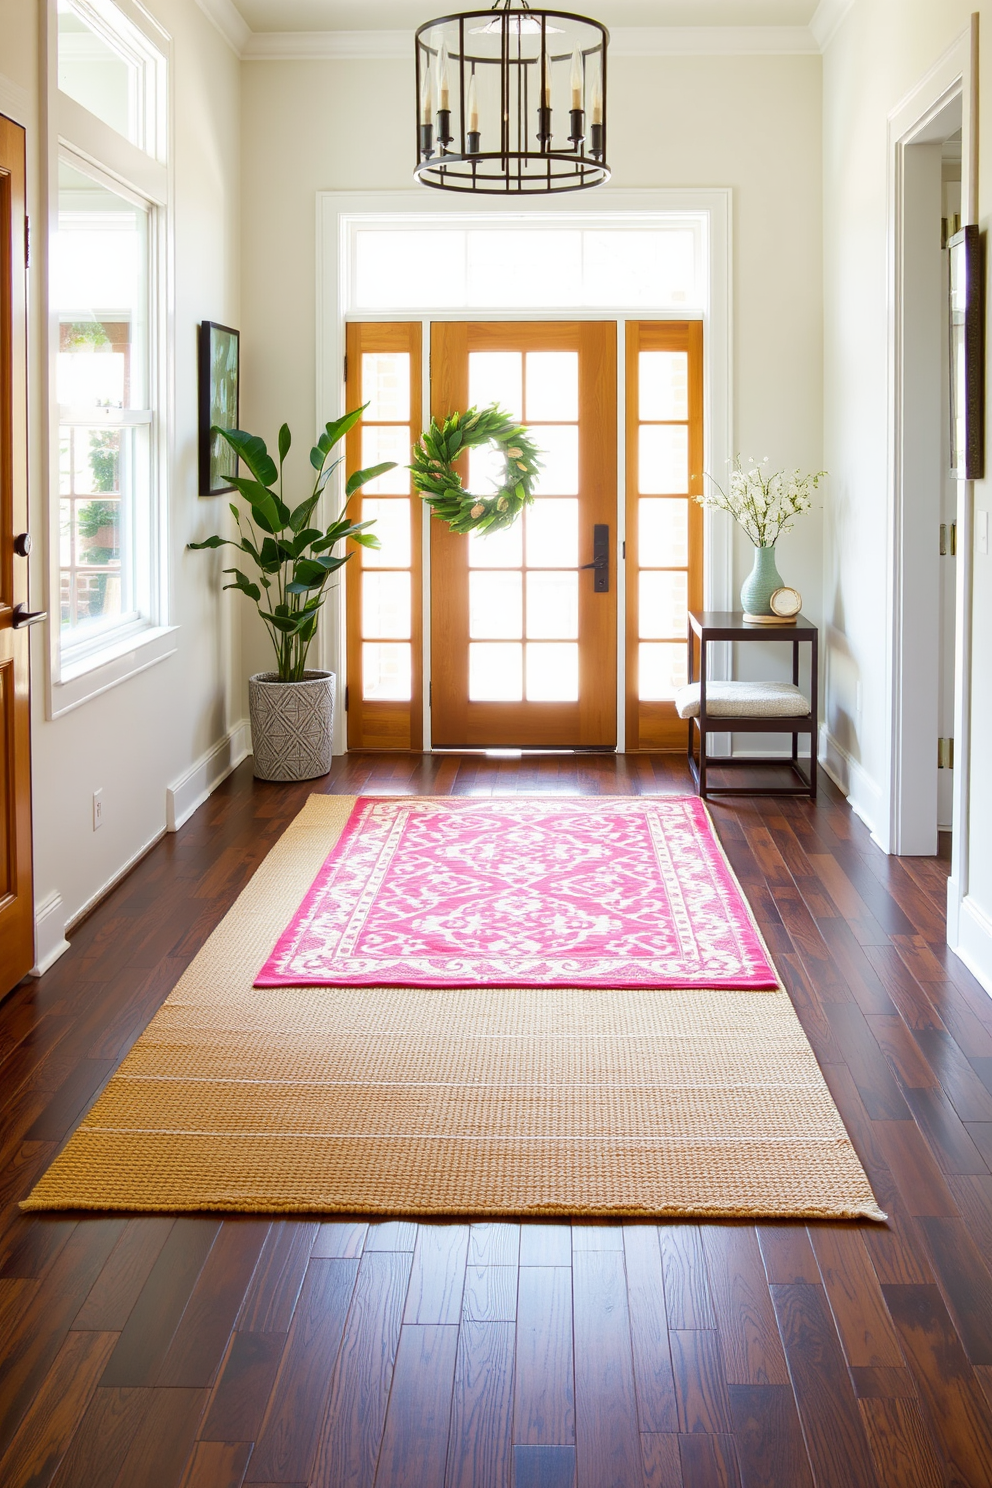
[[363, 641, 412, 700], [361, 499, 411, 569], [639, 571, 688, 639], [363, 571, 411, 639], [639, 351, 688, 421], [527, 572, 578, 639], [638, 425, 689, 494], [468, 351, 522, 420], [362, 353, 410, 422], [470, 571, 522, 638], [530, 425, 579, 495], [469, 642, 523, 701], [525, 352, 579, 422], [468, 440, 510, 497], [639, 498, 688, 567], [468, 522, 522, 569], [526, 498, 579, 568], [639, 642, 687, 701], [361, 426, 411, 494], [527, 642, 579, 701]]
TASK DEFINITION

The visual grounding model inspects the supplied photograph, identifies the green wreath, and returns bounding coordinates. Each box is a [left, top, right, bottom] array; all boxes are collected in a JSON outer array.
[[410, 405, 542, 535]]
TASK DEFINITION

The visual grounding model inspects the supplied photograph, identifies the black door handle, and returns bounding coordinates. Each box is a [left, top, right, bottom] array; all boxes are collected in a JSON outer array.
[[13, 532, 31, 558], [579, 524, 609, 592], [12, 604, 47, 629]]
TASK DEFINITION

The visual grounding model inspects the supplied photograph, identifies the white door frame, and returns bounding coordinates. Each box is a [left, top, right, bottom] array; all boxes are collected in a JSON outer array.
[[885, 33, 971, 857], [315, 189, 733, 755]]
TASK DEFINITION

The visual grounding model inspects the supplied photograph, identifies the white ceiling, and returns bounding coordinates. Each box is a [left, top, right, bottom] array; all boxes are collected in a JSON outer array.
[[231, 0, 822, 33]]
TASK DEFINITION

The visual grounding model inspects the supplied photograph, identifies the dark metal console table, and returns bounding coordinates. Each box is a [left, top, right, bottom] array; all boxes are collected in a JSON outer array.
[[686, 610, 818, 800]]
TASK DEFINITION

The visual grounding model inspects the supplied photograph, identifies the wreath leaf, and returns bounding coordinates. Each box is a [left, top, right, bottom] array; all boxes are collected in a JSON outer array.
[[409, 404, 543, 536]]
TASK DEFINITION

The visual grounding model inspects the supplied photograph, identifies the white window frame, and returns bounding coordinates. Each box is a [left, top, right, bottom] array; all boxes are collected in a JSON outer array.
[[316, 189, 733, 755], [45, 0, 175, 718]]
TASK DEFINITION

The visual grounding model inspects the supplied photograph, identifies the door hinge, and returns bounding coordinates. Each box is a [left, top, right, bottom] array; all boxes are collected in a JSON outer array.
[[938, 737, 954, 769], [24, 215, 29, 268], [429, 680, 432, 705], [344, 685, 349, 711], [343, 353, 348, 383], [621, 539, 626, 559], [942, 214, 962, 249], [940, 521, 957, 556]]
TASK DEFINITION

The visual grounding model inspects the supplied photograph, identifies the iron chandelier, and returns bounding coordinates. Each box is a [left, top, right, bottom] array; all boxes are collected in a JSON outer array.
[[415, 0, 610, 195]]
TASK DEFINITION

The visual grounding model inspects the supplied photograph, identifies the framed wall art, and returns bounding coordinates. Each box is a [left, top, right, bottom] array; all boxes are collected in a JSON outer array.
[[948, 224, 985, 481], [198, 320, 240, 495]]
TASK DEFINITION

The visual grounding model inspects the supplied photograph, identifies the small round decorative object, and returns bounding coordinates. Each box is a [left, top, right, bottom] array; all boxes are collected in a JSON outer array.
[[769, 586, 803, 618], [410, 405, 543, 536]]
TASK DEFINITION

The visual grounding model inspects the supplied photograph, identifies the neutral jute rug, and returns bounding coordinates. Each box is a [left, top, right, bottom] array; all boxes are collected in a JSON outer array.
[[23, 795, 885, 1220]]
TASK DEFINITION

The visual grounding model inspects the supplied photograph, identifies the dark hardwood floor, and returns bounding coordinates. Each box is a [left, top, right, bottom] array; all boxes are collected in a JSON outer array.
[[1, 752, 991, 1487]]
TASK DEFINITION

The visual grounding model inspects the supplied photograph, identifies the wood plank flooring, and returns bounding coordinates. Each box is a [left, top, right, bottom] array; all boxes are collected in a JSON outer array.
[[1, 752, 991, 1487]]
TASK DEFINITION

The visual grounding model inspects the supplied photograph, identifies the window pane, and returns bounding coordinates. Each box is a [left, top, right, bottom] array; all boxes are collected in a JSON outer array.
[[469, 642, 523, 701], [466, 231, 583, 309], [639, 571, 687, 639], [354, 230, 468, 311], [75, 570, 121, 626], [361, 499, 411, 569], [468, 521, 523, 568], [362, 353, 410, 422], [583, 230, 698, 308], [527, 642, 579, 701], [361, 426, 410, 494], [638, 425, 689, 494], [526, 352, 578, 422], [363, 572, 410, 639], [469, 351, 522, 421], [55, 163, 148, 411], [527, 571, 578, 639], [639, 352, 688, 421], [58, 1, 141, 146], [58, 423, 135, 636], [363, 641, 412, 700], [530, 425, 579, 496], [639, 498, 688, 567], [639, 642, 687, 701], [470, 571, 522, 638], [76, 497, 121, 567], [526, 498, 579, 568]]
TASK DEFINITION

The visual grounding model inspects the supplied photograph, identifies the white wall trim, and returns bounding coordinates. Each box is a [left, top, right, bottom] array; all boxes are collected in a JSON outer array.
[[819, 726, 884, 841], [948, 890, 992, 1000], [165, 718, 251, 831], [316, 187, 733, 755], [31, 893, 70, 977], [193, 0, 251, 55], [809, 0, 856, 52], [241, 26, 818, 62], [0, 69, 32, 126]]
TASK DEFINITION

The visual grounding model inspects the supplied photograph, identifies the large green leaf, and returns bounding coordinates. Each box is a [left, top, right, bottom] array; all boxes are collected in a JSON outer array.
[[352, 532, 381, 548], [214, 428, 278, 488], [221, 567, 261, 602], [323, 405, 367, 451], [187, 535, 231, 550], [278, 423, 291, 463], [346, 461, 397, 498]]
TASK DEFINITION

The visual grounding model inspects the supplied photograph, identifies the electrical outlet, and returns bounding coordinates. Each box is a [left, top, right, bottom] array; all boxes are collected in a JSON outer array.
[[93, 789, 103, 830], [977, 509, 990, 556]]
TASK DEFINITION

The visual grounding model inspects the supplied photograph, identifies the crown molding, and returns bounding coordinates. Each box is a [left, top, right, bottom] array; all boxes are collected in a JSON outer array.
[[810, 0, 856, 51], [240, 24, 819, 62], [194, 0, 251, 55]]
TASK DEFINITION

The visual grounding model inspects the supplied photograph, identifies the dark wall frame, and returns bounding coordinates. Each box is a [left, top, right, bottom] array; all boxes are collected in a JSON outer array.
[[198, 320, 240, 495], [948, 223, 985, 480]]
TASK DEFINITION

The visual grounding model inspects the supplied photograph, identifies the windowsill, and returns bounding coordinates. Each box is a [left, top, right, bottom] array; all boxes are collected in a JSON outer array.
[[51, 623, 179, 718]]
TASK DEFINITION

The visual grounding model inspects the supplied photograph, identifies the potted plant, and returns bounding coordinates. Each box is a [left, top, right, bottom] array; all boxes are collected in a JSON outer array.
[[190, 408, 394, 781]]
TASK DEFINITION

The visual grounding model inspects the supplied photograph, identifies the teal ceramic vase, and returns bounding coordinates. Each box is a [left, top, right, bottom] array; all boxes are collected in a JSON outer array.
[[740, 544, 784, 616]]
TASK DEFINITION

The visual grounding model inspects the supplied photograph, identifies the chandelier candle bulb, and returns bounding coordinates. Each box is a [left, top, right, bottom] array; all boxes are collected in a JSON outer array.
[[438, 39, 450, 110], [570, 48, 583, 108], [467, 70, 479, 132], [419, 66, 433, 155]]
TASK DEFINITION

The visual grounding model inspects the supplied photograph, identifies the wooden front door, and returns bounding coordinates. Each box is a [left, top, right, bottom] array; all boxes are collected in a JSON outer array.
[[0, 116, 34, 993], [430, 321, 617, 749]]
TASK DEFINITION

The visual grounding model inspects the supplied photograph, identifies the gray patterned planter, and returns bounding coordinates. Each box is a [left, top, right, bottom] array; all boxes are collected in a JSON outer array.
[[248, 671, 335, 782]]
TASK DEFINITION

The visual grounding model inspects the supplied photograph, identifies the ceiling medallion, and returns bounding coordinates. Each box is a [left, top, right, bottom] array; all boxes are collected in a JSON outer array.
[[415, 1, 610, 195]]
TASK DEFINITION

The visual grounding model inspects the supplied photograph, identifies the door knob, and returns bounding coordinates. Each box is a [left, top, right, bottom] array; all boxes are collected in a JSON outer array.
[[13, 533, 31, 558], [579, 524, 610, 592], [12, 604, 47, 629]]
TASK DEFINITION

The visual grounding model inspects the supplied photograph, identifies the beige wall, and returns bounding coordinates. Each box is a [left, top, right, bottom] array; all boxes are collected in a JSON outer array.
[[239, 51, 824, 687], [2, 0, 242, 948]]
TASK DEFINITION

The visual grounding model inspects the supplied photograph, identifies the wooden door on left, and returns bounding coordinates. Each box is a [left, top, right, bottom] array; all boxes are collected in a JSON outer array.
[[0, 115, 35, 992]]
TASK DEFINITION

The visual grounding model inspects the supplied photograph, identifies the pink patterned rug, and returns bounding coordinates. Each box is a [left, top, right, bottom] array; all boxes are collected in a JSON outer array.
[[255, 796, 776, 990]]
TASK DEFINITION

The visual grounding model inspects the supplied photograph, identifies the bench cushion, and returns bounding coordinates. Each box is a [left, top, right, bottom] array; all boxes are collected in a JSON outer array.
[[675, 680, 811, 720]]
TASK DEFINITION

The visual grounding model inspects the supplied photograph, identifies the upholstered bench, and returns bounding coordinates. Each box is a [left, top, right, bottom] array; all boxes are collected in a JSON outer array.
[[674, 681, 811, 720]]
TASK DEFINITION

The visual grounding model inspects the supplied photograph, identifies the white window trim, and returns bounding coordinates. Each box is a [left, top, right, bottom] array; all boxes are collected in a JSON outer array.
[[44, 0, 175, 718], [315, 188, 733, 755]]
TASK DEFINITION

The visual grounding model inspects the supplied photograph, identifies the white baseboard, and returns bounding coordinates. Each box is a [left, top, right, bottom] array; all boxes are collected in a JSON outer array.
[[947, 888, 992, 1001], [30, 893, 70, 977], [819, 727, 884, 840], [166, 719, 250, 832]]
